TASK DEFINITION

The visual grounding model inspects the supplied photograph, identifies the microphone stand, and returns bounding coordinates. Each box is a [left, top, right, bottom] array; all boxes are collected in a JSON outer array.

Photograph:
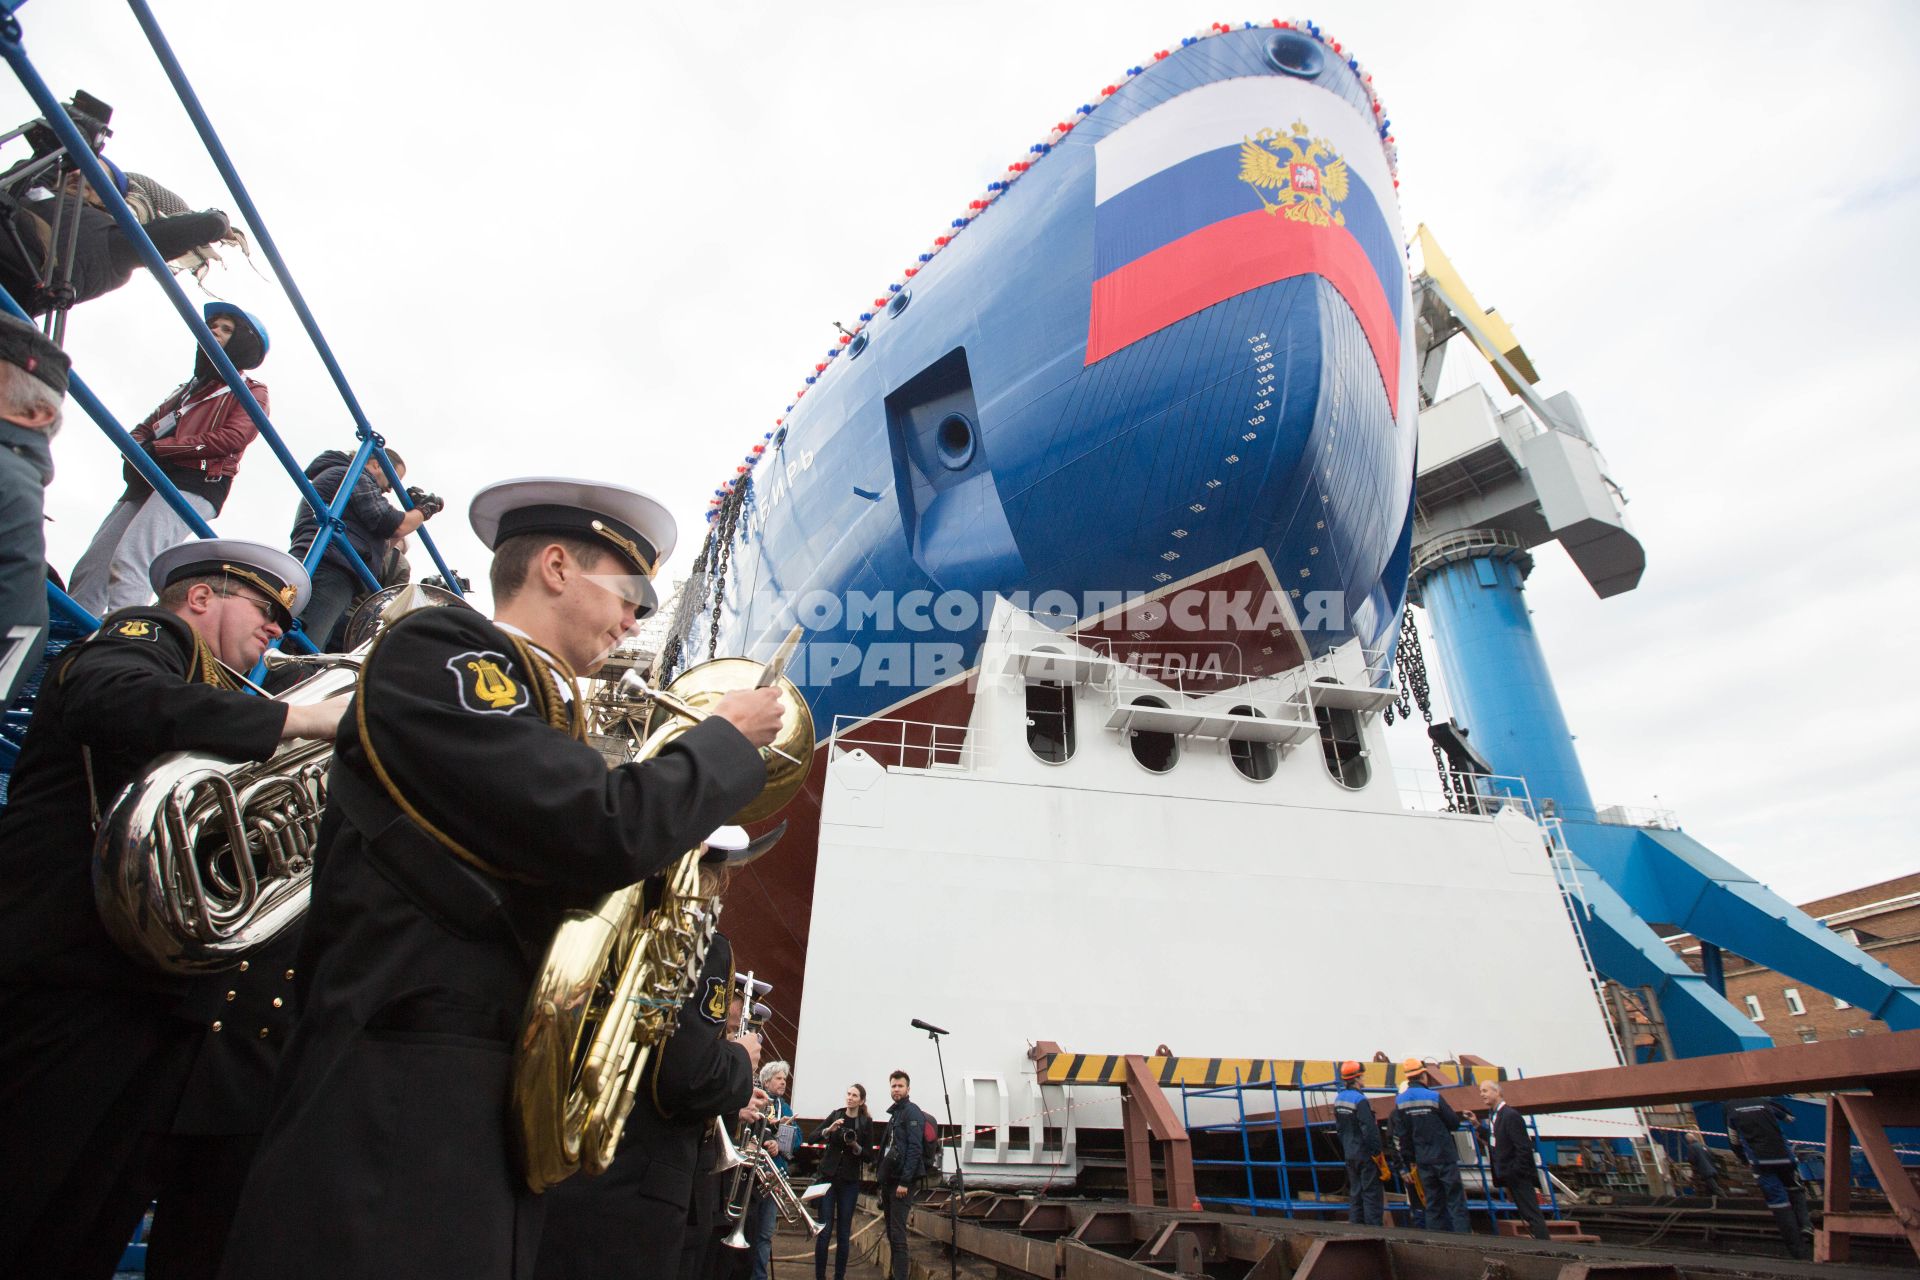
[[922, 1024, 961, 1280]]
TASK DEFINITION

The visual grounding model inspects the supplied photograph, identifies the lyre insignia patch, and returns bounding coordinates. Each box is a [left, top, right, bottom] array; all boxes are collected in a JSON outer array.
[[447, 650, 529, 715], [700, 974, 729, 1025], [108, 618, 159, 641]]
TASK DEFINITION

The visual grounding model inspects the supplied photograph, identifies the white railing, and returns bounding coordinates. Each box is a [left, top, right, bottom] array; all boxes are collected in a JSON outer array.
[[828, 714, 983, 773], [1595, 803, 1679, 831], [1392, 765, 1537, 819]]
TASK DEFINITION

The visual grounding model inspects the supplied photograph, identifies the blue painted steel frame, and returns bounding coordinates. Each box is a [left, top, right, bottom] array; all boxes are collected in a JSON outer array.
[[1414, 548, 1920, 1055]]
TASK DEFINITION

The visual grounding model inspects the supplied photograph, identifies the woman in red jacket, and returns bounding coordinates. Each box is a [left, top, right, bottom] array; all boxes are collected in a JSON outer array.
[[68, 301, 269, 616]]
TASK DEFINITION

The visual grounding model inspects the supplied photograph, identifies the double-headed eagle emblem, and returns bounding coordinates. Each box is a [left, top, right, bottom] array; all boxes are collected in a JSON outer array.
[[1239, 121, 1348, 227]]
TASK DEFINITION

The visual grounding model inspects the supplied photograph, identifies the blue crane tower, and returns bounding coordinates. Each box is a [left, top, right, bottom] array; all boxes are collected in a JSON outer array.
[[1406, 227, 1920, 1059]]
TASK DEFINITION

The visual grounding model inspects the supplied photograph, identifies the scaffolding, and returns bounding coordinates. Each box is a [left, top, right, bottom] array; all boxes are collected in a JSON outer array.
[[1176, 1072, 1563, 1232], [0, 0, 466, 777]]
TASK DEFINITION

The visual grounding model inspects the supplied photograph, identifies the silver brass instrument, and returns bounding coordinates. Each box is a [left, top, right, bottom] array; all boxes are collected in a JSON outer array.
[[90, 584, 469, 974], [722, 990, 821, 1247], [513, 629, 814, 1193]]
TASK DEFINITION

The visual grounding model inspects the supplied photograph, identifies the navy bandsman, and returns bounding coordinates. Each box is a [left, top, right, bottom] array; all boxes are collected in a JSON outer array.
[[221, 479, 784, 1280], [0, 540, 341, 1278]]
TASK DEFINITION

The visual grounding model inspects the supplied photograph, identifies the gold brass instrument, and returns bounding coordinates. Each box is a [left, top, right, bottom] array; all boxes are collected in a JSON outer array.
[[512, 634, 814, 1193], [90, 584, 468, 974]]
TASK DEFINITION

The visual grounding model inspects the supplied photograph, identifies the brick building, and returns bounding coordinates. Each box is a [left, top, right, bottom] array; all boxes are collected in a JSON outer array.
[[1665, 873, 1920, 1044]]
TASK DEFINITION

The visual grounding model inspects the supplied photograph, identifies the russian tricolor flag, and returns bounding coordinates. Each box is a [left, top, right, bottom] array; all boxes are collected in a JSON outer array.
[[1086, 78, 1409, 417]]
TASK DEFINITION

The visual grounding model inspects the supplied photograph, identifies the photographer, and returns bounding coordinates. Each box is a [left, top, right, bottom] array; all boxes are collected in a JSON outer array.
[[287, 448, 442, 648], [0, 163, 231, 316], [807, 1084, 873, 1280]]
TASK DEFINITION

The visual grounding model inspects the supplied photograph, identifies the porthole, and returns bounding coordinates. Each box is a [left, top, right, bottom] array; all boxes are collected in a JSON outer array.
[[1227, 704, 1278, 782], [935, 412, 976, 471], [1024, 678, 1074, 764], [1127, 695, 1179, 774], [1315, 705, 1370, 789], [847, 331, 869, 359], [1265, 32, 1324, 78], [888, 289, 912, 317]]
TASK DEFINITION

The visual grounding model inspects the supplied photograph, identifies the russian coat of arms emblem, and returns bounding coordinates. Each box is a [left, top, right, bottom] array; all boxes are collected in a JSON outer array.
[[1238, 121, 1349, 227]]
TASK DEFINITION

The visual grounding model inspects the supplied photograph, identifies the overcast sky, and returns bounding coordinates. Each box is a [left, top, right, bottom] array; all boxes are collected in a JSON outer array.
[[9, 2, 1916, 905]]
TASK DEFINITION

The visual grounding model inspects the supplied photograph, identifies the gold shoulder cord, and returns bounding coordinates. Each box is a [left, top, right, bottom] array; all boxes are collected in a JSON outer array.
[[502, 634, 587, 742], [351, 621, 542, 884]]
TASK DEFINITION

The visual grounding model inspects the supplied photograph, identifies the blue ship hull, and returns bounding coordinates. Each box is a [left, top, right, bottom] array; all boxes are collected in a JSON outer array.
[[673, 23, 1418, 1013]]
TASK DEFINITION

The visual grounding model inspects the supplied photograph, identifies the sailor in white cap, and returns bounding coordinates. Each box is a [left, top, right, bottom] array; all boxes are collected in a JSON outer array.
[[224, 478, 785, 1280], [0, 537, 348, 1277], [535, 821, 787, 1280]]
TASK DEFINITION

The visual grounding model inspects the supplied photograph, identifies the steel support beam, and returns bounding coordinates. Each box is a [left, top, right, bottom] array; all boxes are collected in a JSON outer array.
[[1117, 1054, 1196, 1211]]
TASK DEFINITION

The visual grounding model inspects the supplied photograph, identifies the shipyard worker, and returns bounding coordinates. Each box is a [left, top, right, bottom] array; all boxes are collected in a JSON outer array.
[[534, 826, 768, 1280], [1684, 1135, 1724, 1198], [0, 540, 345, 1279], [1474, 1081, 1548, 1240], [1333, 1061, 1386, 1226], [287, 447, 443, 648], [219, 479, 786, 1280], [0, 166, 232, 317], [68, 302, 270, 617], [878, 1070, 926, 1280], [1726, 1097, 1812, 1260], [811, 1084, 875, 1280], [1391, 1059, 1471, 1234], [0, 312, 69, 706]]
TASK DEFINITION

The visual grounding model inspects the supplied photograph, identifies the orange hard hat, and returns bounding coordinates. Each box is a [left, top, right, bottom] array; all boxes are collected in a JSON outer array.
[[1400, 1057, 1424, 1075], [1340, 1060, 1363, 1079]]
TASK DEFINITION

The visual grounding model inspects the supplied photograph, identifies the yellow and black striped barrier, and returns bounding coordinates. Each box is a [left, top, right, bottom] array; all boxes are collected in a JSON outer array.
[[1039, 1053, 1505, 1091]]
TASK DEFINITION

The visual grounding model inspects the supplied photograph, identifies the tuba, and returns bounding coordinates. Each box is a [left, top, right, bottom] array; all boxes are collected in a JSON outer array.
[[91, 584, 467, 974], [513, 643, 814, 1193]]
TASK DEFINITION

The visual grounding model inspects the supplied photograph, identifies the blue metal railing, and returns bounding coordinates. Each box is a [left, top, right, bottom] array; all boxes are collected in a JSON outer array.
[[1175, 1077, 1562, 1229], [0, 0, 464, 680]]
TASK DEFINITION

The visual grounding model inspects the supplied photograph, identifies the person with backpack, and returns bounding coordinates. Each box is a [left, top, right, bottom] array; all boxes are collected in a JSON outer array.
[[877, 1071, 924, 1280], [808, 1083, 873, 1280]]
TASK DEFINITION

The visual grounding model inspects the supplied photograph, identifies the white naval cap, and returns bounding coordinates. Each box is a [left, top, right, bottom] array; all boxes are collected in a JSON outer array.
[[700, 820, 788, 868], [468, 477, 677, 617], [148, 538, 312, 630]]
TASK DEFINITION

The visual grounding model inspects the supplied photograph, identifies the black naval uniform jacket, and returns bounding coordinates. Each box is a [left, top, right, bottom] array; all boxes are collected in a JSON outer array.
[[220, 607, 767, 1280], [0, 608, 292, 1263], [534, 933, 755, 1280]]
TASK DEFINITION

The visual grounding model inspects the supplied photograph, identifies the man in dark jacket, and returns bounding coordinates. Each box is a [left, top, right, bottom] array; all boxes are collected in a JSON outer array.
[[218, 479, 786, 1280], [0, 311, 68, 705], [1474, 1081, 1547, 1240], [878, 1071, 924, 1280], [0, 539, 345, 1278], [288, 448, 441, 647], [68, 301, 269, 616], [0, 164, 231, 317], [1391, 1059, 1470, 1233], [1727, 1097, 1812, 1259], [1332, 1061, 1385, 1226], [1684, 1135, 1724, 1198]]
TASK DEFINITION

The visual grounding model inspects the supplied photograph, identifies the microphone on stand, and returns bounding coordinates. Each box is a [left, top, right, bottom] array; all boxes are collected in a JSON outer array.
[[910, 1018, 949, 1036]]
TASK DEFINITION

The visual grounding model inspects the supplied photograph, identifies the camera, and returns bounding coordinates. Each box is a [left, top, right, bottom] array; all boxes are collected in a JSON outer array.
[[404, 485, 445, 519], [423, 571, 472, 594], [22, 90, 113, 163]]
